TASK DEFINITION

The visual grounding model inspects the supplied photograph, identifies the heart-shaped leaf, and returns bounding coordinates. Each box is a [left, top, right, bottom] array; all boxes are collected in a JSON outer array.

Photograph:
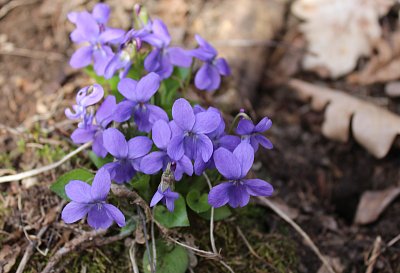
[[154, 195, 190, 228], [50, 169, 94, 200], [200, 206, 232, 221], [186, 190, 211, 213]]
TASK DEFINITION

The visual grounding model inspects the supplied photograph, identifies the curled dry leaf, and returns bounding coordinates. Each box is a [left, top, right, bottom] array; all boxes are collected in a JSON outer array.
[[289, 79, 400, 158], [348, 31, 400, 85], [354, 187, 400, 225], [291, 0, 395, 78]]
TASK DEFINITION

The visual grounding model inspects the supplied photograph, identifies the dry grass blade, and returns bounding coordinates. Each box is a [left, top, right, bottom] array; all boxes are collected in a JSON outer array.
[[289, 79, 400, 158], [256, 196, 336, 273]]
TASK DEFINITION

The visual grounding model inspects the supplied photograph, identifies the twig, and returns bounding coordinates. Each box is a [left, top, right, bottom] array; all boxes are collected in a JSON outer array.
[[365, 233, 400, 267], [129, 241, 140, 273], [203, 172, 218, 254], [256, 196, 336, 273], [138, 205, 155, 273], [41, 229, 107, 273], [0, 0, 40, 20], [236, 226, 262, 259], [151, 207, 157, 272], [366, 236, 382, 273], [16, 226, 48, 273], [166, 236, 219, 259], [0, 142, 92, 183], [219, 260, 235, 273]]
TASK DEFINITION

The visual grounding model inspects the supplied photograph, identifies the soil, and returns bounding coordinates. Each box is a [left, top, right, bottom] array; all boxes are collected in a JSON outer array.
[[0, 1, 399, 273]]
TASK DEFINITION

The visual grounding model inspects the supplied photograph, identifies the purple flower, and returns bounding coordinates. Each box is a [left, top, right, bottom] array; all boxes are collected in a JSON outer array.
[[113, 72, 168, 132], [61, 168, 125, 229], [236, 117, 273, 152], [167, 98, 220, 163], [65, 84, 104, 125], [71, 95, 117, 158], [190, 35, 231, 91], [69, 9, 124, 76], [143, 19, 192, 79], [192, 105, 240, 175], [208, 142, 274, 208], [68, 3, 111, 27], [140, 120, 193, 181], [150, 187, 179, 212], [102, 128, 152, 183]]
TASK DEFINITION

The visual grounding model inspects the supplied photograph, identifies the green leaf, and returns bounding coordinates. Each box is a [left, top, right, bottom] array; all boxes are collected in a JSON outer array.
[[88, 151, 113, 169], [154, 195, 189, 228], [143, 240, 189, 273], [50, 169, 94, 200], [119, 218, 136, 236], [186, 190, 211, 213], [130, 174, 151, 201], [199, 206, 232, 221]]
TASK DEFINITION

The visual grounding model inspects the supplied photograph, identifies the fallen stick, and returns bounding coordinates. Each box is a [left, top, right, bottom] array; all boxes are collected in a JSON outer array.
[[256, 196, 336, 273], [365, 236, 382, 273], [0, 142, 92, 183]]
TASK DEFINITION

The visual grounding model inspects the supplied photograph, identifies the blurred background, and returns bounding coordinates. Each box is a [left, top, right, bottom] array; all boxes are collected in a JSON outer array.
[[0, 0, 399, 272]]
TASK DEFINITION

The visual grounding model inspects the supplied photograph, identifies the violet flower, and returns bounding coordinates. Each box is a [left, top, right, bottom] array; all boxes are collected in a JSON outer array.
[[113, 72, 168, 132], [208, 142, 274, 208], [69, 9, 124, 76], [140, 120, 193, 181], [68, 3, 111, 27], [61, 168, 125, 229], [150, 187, 179, 212], [167, 98, 220, 163], [102, 128, 152, 183], [65, 84, 104, 125], [143, 19, 192, 79], [190, 35, 231, 91], [193, 105, 240, 175], [236, 117, 273, 152], [71, 95, 116, 158]]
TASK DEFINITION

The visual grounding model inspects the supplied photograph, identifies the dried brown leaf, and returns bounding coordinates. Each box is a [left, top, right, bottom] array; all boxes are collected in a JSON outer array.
[[0, 244, 21, 273], [354, 187, 400, 225], [289, 79, 400, 158]]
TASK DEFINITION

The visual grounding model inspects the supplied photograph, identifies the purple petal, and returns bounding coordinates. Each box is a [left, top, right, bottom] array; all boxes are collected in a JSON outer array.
[[140, 151, 166, 174], [236, 119, 255, 135], [152, 120, 171, 149], [152, 19, 171, 46], [164, 190, 179, 212], [135, 72, 161, 102], [90, 168, 111, 201], [103, 161, 135, 184], [183, 136, 197, 160], [219, 135, 240, 151], [144, 48, 162, 72], [150, 190, 164, 207], [92, 3, 110, 24], [65, 180, 92, 203], [118, 78, 138, 101], [208, 182, 232, 208], [195, 34, 217, 56], [79, 84, 104, 107], [70, 28, 87, 43], [215, 58, 231, 76], [70, 46, 92, 68], [113, 100, 135, 122], [194, 157, 209, 176], [102, 128, 128, 158], [167, 135, 185, 161], [194, 63, 221, 91], [196, 134, 214, 162], [87, 205, 113, 229], [67, 11, 79, 24], [127, 136, 153, 159], [213, 147, 241, 180], [62, 202, 90, 224], [75, 12, 100, 42], [206, 65, 221, 91], [233, 142, 254, 178], [243, 179, 274, 197], [172, 98, 195, 131], [95, 95, 116, 126], [92, 132, 108, 158], [175, 155, 193, 180], [104, 204, 126, 227], [254, 117, 272, 132], [228, 183, 250, 208], [192, 111, 220, 134], [99, 28, 125, 44], [168, 47, 192, 67], [148, 104, 169, 125], [71, 127, 96, 144], [134, 106, 152, 133], [93, 47, 114, 76], [255, 134, 273, 149]]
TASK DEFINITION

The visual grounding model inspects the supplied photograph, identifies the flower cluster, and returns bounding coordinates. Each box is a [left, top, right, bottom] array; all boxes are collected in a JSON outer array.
[[61, 4, 274, 230]]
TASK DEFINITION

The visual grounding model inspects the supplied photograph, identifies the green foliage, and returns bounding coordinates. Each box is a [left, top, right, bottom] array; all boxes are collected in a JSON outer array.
[[199, 206, 232, 221], [50, 169, 94, 200], [154, 195, 189, 228], [186, 189, 211, 213], [143, 240, 189, 273], [130, 174, 152, 201], [88, 151, 113, 169]]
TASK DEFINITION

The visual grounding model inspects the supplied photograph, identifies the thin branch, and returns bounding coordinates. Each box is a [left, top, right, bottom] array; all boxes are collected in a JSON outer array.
[[0, 142, 92, 183], [256, 196, 336, 273], [138, 205, 155, 273], [236, 226, 262, 259], [366, 236, 382, 273], [151, 207, 157, 272], [129, 241, 140, 273], [203, 172, 218, 254]]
